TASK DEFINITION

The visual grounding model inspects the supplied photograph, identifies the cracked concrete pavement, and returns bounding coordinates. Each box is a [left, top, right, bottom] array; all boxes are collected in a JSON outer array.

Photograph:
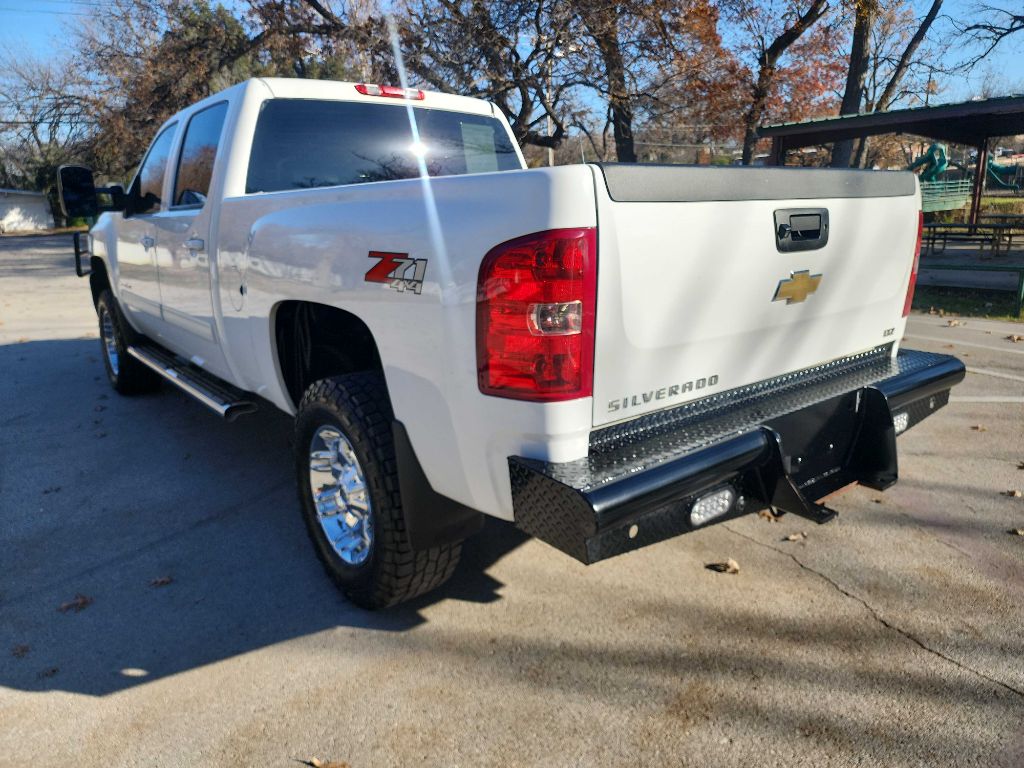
[[1, 234, 1022, 767]]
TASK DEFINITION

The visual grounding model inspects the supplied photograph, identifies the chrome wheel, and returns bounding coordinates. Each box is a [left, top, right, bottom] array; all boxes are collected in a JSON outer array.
[[99, 305, 119, 376], [308, 425, 373, 566]]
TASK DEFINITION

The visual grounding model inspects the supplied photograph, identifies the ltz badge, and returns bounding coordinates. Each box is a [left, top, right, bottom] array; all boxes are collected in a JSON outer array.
[[365, 251, 428, 295]]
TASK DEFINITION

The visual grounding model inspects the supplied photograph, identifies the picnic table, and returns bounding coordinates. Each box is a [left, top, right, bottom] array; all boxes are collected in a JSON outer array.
[[922, 222, 1011, 255], [979, 212, 1024, 228]]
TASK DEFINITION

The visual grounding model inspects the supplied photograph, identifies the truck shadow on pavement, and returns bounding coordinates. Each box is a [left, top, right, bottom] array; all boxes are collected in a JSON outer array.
[[0, 338, 527, 697]]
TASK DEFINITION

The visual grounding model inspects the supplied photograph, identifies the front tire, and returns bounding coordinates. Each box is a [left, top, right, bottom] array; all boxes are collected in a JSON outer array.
[[96, 290, 161, 395], [295, 372, 462, 609]]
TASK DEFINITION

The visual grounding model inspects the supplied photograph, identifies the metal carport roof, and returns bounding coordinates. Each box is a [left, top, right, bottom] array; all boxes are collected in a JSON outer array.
[[758, 94, 1024, 149]]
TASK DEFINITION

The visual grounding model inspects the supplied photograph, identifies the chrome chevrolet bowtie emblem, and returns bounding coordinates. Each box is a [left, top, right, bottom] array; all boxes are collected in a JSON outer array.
[[773, 270, 822, 304]]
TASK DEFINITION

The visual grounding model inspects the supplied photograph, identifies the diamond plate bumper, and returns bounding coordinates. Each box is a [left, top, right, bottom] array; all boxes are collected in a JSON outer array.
[[509, 348, 965, 564]]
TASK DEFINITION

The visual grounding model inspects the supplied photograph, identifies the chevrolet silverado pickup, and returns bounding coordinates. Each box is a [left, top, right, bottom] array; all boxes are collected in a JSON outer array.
[[57, 78, 964, 608]]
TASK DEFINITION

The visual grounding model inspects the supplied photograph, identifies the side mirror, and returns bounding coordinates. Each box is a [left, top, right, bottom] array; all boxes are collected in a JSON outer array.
[[98, 184, 128, 213], [56, 165, 99, 221]]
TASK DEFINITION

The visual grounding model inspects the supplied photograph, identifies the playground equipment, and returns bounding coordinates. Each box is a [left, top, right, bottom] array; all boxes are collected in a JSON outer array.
[[908, 142, 948, 182], [986, 158, 1022, 191], [910, 143, 1022, 211], [909, 144, 971, 212]]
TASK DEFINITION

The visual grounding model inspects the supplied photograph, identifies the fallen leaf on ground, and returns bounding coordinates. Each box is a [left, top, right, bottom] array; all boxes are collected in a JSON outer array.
[[946, 319, 962, 327], [944, 344, 955, 349], [37, 667, 58, 679], [872, 498, 883, 504], [1006, 334, 1023, 343], [304, 759, 351, 768], [11, 645, 29, 659], [1018, 461, 1024, 470], [758, 509, 781, 523], [783, 532, 808, 542], [58, 594, 93, 613], [706, 558, 740, 574], [971, 425, 987, 432], [1001, 489, 1022, 498], [1008, 529, 1024, 536]]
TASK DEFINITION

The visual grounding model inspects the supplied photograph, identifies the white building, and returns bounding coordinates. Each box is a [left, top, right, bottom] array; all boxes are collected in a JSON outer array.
[[0, 189, 54, 233]]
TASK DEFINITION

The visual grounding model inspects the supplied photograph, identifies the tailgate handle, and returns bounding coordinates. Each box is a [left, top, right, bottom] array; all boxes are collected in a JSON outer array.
[[774, 208, 829, 253]]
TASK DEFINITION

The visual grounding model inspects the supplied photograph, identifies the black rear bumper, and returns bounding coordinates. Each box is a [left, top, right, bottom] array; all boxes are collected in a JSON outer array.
[[510, 347, 964, 564]]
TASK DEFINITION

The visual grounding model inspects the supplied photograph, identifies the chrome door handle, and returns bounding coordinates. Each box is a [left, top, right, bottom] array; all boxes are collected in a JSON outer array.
[[185, 237, 205, 252], [141, 236, 155, 249]]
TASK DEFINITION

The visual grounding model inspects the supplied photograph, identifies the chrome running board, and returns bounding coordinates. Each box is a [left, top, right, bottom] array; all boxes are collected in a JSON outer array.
[[126, 343, 258, 421]]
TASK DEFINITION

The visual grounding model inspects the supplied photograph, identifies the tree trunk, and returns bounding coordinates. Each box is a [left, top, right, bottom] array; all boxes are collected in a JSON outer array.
[[609, 92, 636, 162], [831, 0, 877, 168], [593, 11, 636, 163], [741, 65, 774, 165], [738, 0, 830, 165], [875, 0, 943, 111], [853, 135, 869, 167]]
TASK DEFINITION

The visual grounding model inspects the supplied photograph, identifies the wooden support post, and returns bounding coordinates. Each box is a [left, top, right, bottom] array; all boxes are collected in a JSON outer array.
[[969, 140, 988, 227], [768, 137, 785, 167]]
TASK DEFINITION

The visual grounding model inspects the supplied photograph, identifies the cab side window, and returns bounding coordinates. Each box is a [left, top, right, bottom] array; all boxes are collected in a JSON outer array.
[[129, 124, 177, 216], [173, 102, 228, 208]]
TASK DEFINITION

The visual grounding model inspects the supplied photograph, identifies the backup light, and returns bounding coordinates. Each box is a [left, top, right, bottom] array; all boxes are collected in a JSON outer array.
[[690, 487, 737, 527], [527, 301, 583, 336], [893, 411, 910, 434]]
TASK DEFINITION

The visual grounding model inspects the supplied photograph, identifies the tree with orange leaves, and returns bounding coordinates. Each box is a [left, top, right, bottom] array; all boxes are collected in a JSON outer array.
[[721, 0, 843, 164]]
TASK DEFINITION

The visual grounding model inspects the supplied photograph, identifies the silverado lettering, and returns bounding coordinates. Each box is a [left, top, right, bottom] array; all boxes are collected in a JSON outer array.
[[607, 375, 721, 413]]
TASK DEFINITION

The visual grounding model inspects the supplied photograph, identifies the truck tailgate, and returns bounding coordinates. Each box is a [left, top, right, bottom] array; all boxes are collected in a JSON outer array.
[[591, 164, 920, 428]]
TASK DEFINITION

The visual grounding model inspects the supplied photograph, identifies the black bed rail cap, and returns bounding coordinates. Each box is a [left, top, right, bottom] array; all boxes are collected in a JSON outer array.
[[595, 162, 917, 203]]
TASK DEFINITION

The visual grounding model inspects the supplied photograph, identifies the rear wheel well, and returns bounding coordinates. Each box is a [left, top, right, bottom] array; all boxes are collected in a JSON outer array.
[[89, 257, 110, 308], [274, 301, 383, 408]]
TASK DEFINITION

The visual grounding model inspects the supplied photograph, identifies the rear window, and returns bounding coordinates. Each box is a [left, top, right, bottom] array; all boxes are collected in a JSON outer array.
[[246, 99, 521, 194]]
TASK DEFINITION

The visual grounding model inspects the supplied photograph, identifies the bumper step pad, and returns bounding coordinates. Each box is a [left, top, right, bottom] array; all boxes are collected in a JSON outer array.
[[511, 348, 964, 564]]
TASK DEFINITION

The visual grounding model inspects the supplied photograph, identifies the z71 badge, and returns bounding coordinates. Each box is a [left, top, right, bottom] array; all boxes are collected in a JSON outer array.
[[365, 251, 428, 295]]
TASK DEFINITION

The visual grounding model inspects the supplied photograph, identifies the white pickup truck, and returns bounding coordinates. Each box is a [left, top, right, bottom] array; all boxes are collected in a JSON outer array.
[[58, 78, 964, 608]]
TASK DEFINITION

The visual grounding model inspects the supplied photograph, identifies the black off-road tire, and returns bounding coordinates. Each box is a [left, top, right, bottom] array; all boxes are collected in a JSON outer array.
[[96, 289, 161, 395], [295, 372, 462, 609]]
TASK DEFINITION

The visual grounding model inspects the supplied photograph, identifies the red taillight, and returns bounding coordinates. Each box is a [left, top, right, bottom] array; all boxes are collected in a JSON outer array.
[[477, 228, 597, 401], [355, 83, 425, 100], [903, 211, 923, 317]]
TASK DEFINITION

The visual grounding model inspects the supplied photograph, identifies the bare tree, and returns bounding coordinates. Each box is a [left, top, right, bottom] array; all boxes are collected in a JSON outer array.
[[831, 0, 878, 167], [388, 0, 583, 152], [724, 0, 833, 165], [0, 52, 91, 199], [849, 0, 944, 167], [873, 0, 943, 110], [573, 1, 727, 163], [958, 4, 1024, 64]]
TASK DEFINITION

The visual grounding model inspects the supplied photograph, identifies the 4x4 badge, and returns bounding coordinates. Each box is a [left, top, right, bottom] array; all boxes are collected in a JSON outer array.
[[772, 270, 822, 304], [365, 251, 428, 295]]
